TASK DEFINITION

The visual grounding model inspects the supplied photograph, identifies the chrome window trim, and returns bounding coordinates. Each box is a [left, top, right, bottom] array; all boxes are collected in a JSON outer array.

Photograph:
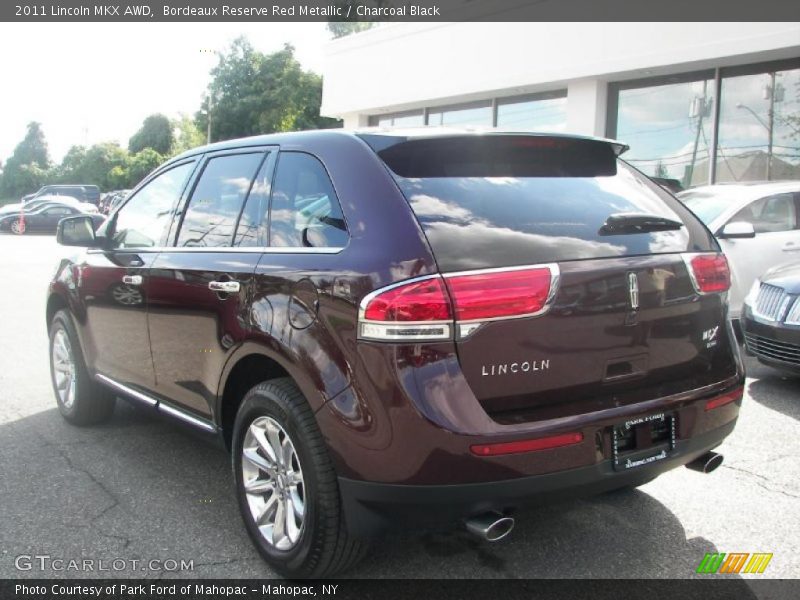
[[88, 245, 344, 255]]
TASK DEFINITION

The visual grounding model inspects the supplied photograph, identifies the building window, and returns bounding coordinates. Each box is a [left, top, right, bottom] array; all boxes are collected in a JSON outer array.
[[716, 67, 800, 183], [427, 101, 492, 126], [608, 58, 800, 188], [370, 111, 424, 127], [496, 92, 567, 131], [612, 73, 716, 188]]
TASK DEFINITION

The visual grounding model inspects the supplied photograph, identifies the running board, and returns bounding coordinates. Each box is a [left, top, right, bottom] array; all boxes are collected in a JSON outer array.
[[95, 374, 217, 434]]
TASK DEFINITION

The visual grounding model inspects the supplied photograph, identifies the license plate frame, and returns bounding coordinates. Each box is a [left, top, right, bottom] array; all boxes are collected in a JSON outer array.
[[612, 412, 676, 471]]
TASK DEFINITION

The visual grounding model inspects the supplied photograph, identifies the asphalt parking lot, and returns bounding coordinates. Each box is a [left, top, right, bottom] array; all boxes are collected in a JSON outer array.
[[1, 233, 798, 582]]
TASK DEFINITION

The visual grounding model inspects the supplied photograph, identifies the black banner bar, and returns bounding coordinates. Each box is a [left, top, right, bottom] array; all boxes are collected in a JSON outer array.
[[3, 0, 799, 22], [3, 579, 800, 600]]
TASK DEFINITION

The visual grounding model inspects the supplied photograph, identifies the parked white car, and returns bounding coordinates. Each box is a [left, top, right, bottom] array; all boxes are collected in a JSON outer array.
[[678, 182, 800, 322]]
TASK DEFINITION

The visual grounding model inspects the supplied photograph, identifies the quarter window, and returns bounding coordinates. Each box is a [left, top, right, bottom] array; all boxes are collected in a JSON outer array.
[[176, 153, 264, 248], [269, 153, 348, 249], [110, 161, 194, 249]]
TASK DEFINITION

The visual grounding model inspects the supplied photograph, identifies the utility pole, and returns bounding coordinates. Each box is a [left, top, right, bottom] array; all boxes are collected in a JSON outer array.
[[206, 94, 213, 144], [766, 71, 776, 180], [686, 80, 709, 188]]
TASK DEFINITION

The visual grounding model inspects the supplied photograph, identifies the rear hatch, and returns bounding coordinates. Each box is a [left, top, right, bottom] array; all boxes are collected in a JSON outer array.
[[364, 133, 739, 421]]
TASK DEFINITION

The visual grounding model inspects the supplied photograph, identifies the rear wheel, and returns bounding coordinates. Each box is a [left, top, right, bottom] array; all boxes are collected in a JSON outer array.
[[49, 309, 115, 425], [232, 378, 367, 577], [10, 218, 25, 235]]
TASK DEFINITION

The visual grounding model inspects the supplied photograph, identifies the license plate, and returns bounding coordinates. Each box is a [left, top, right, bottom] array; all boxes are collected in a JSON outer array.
[[612, 412, 676, 471]]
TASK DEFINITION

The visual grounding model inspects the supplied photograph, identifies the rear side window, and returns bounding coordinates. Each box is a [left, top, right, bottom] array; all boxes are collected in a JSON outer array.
[[268, 152, 348, 249], [176, 152, 264, 248], [375, 136, 715, 271]]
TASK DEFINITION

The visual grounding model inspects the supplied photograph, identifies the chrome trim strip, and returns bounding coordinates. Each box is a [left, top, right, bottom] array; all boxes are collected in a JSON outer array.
[[95, 374, 157, 407], [95, 374, 216, 433], [358, 321, 451, 342], [158, 403, 217, 433]]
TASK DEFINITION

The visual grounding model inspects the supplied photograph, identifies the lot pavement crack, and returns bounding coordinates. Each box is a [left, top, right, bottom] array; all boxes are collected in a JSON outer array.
[[722, 464, 800, 499]]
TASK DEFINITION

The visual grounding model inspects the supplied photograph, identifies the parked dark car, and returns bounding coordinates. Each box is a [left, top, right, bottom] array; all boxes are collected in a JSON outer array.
[[742, 261, 800, 374], [23, 184, 101, 206], [46, 130, 744, 577], [0, 203, 103, 234]]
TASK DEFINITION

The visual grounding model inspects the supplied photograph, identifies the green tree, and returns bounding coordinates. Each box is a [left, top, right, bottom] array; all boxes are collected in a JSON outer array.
[[171, 114, 206, 154], [196, 38, 340, 143], [125, 148, 164, 187], [129, 113, 174, 154], [327, 21, 376, 38], [1, 122, 51, 198]]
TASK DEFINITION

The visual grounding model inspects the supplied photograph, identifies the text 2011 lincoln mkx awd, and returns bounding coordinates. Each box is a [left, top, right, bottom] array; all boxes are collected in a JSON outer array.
[[47, 130, 744, 577]]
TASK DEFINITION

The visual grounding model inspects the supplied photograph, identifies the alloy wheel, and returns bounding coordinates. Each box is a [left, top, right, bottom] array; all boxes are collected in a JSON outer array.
[[11, 219, 25, 235], [52, 329, 76, 409], [241, 416, 306, 551], [112, 285, 143, 306]]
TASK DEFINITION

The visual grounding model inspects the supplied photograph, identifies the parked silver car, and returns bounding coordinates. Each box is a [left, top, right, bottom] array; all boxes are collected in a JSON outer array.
[[678, 182, 800, 322]]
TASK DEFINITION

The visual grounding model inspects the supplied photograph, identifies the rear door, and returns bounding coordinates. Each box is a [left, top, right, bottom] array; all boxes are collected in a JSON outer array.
[[375, 135, 739, 420], [147, 147, 275, 419]]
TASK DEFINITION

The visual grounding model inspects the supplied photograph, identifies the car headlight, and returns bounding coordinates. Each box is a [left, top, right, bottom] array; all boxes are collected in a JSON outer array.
[[786, 297, 800, 326]]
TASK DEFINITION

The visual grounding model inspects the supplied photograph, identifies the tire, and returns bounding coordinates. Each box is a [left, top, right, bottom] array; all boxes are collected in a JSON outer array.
[[49, 309, 115, 426], [10, 218, 25, 235], [232, 378, 367, 578]]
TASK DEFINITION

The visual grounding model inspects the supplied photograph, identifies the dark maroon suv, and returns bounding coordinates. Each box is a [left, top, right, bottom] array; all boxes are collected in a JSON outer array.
[[47, 130, 744, 577]]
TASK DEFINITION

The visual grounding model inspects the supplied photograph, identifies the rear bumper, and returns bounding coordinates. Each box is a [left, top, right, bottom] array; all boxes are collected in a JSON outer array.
[[339, 419, 736, 537]]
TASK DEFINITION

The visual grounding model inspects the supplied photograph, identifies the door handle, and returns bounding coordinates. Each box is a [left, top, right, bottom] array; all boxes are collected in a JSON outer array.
[[209, 280, 240, 293], [783, 245, 800, 252], [122, 275, 143, 286]]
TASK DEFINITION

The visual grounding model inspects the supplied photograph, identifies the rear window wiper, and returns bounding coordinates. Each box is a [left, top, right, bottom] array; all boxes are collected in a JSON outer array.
[[599, 213, 684, 235]]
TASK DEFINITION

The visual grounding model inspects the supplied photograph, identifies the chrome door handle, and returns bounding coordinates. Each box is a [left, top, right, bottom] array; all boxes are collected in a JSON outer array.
[[209, 280, 240, 293], [122, 275, 143, 286]]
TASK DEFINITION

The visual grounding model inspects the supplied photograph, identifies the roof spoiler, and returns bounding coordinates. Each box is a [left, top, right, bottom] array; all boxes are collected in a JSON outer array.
[[357, 130, 629, 156]]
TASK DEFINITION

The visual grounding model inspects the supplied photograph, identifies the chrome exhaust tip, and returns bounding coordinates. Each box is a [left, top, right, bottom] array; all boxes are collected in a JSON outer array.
[[464, 512, 515, 542], [686, 451, 724, 474]]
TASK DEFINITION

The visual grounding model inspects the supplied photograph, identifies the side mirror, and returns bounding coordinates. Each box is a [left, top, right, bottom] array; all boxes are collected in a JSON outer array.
[[718, 221, 756, 239], [57, 215, 98, 247]]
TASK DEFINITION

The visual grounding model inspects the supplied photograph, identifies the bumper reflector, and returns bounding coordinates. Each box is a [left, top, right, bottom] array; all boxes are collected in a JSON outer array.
[[471, 432, 584, 456], [705, 386, 744, 411]]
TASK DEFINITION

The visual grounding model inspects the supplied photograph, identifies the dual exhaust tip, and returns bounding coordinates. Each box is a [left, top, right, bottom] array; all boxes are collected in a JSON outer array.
[[464, 451, 723, 542]]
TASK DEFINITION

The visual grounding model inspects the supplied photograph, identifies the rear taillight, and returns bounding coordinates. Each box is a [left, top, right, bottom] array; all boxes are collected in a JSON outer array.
[[444, 266, 555, 321], [358, 275, 453, 341], [358, 265, 558, 342], [684, 253, 731, 294]]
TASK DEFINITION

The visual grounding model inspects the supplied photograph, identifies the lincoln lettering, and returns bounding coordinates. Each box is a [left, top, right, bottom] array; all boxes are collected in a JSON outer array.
[[481, 360, 550, 376]]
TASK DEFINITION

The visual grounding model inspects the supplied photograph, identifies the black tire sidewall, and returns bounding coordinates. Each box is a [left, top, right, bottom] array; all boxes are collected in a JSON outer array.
[[232, 386, 323, 577], [49, 312, 85, 420]]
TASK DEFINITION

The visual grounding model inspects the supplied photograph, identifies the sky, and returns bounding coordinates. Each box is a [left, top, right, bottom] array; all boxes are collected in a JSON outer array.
[[0, 23, 331, 163]]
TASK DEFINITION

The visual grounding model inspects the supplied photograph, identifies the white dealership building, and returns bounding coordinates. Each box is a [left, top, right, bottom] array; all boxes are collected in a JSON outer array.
[[320, 22, 800, 187]]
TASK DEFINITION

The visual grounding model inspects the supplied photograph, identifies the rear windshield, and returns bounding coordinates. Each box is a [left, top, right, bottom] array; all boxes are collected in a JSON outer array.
[[375, 136, 716, 271]]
